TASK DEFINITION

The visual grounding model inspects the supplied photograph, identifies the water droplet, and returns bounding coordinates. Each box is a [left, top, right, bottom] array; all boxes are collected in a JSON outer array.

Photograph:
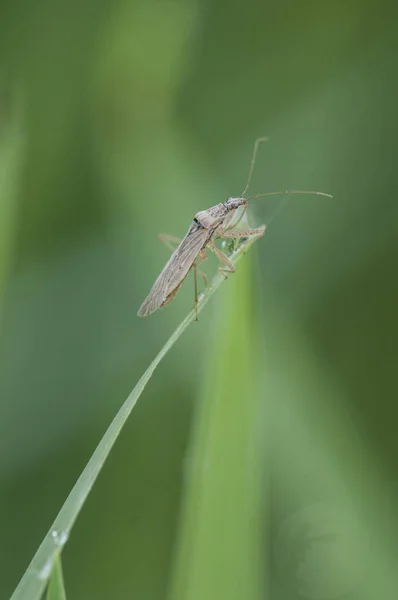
[[38, 558, 52, 581], [51, 529, 68, 547]]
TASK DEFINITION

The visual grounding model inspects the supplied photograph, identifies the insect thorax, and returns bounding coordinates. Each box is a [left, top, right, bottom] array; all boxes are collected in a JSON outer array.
[[194, 203, 228, 229]]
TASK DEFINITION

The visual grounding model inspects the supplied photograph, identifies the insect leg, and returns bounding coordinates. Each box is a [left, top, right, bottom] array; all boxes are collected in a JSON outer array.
[[227, 204, 247, 231], [219, 205, 249, 254], [208, 239, 235, 278], [158, 233, 181, 253], [219, 225, 266, 254], [194, 249, 208, 286], [193, 264, 199, 320], [220, 225, 266, 240], [193, 249, 208, 320], [217, 206, 249, 254], [196, 267, 207, 288]]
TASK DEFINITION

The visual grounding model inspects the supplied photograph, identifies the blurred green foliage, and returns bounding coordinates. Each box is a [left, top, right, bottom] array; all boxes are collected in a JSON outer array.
[[1, 0, 398, 599]]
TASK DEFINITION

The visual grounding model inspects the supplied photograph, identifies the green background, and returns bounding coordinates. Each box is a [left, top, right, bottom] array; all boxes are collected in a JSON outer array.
[[1, 1, 398, 598]]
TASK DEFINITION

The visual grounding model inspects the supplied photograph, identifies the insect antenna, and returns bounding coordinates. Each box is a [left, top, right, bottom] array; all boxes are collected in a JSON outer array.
[[246, 189, 333, 233], [241, 137, 333, 202], [241, 136, 270, 197], [246, 189, 333, 201]]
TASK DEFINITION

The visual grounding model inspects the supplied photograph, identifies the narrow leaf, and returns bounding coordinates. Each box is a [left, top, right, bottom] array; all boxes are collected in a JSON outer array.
[[169, 257, 265, 600], [45, 556, 66, 600], [10, 240, 254, 600]]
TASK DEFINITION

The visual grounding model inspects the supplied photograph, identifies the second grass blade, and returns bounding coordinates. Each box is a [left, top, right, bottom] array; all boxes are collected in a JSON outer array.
[[169, 257, 266, 600]]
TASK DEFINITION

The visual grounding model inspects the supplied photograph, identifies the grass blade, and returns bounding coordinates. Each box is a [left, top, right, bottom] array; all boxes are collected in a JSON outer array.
[[168, 257, 265, 600], [10, 241, 253, 600], [45, 557, 66, 600]]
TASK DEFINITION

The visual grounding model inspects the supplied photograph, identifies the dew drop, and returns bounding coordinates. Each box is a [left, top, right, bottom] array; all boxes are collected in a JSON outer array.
[[38, 558, 52, 581], [51, 529, 69, 547]]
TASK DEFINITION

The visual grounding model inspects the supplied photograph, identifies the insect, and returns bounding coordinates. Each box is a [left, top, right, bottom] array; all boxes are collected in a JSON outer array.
[[137, 137, 332, 318]]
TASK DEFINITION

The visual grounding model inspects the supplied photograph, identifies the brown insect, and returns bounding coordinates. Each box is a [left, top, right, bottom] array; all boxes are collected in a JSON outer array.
[[137, 138, 332, 318]]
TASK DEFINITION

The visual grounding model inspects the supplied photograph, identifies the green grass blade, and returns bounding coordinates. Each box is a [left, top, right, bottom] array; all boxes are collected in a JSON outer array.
[[10, 241, 253, 600], [45, 557, 66, 600], [168, 257, 265, 600], [0, 108, 23, 309]]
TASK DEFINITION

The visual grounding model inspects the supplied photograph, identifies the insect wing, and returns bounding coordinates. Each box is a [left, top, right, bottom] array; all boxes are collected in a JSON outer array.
[[137, 223, 210, 317]]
